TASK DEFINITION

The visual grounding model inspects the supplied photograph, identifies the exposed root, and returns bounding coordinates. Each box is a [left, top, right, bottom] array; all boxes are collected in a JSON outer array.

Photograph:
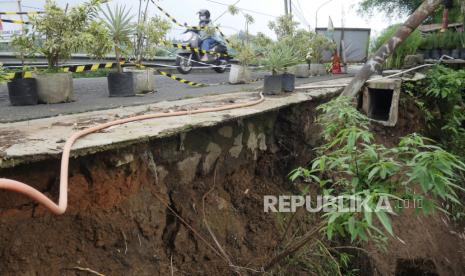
[[71, 266, 105, 276]]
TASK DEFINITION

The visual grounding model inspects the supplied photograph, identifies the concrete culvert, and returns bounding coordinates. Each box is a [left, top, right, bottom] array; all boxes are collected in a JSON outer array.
[[359, 78, 401, 126], [367, 88, 394, 121]]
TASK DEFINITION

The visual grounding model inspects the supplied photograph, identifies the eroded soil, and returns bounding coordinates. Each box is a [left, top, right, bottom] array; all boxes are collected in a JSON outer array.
[[0, 96, 464, 275]]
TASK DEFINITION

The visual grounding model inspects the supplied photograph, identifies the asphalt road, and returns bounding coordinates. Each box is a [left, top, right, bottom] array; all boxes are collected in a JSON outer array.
[[0, 70, 352, 123]]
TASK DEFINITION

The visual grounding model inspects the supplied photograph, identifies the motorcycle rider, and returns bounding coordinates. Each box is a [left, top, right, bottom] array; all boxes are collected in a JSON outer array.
[[198, 9, 218, 62]]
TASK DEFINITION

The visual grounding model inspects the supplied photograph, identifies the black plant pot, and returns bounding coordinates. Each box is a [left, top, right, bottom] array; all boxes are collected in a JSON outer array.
[[460, 48, 465, 59], [282, 73, 295, 92], [451, 49, 461, 59], [7, 78, 39, 106], [442, 49, 452, 57], [108, 72, 135, 97], [430, 49, 442, 60], [263, 74, 284, 95], [423, 49, 432, 59]]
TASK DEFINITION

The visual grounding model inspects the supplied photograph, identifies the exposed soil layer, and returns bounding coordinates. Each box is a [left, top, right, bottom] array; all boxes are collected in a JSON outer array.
[[0, 98, 324, 275], [0, 94, 464, 275]]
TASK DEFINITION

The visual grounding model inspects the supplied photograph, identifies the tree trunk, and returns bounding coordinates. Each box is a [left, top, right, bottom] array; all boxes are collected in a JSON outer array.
[[441, 8, 449, 32], [115, 46, 122, 73], [341, 0, 443, 98]]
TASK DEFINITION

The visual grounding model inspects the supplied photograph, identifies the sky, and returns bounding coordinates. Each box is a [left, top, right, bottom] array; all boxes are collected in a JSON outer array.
[[0, 0, 407, 40]]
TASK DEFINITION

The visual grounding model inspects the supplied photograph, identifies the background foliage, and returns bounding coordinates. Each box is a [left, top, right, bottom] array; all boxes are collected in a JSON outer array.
[[11, 0, 102, 69], [371, 24, 422, 68], [290, 96, 465, 246]]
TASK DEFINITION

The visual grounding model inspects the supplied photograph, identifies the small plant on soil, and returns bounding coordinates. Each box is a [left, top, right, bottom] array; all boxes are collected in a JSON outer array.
[[13, 0, 102, 71], [290, 96, 465, 247], [99, 4, 134, 73]]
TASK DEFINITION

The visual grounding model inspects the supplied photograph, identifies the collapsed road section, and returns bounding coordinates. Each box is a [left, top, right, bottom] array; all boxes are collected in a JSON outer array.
[[0, 79, 344, 274]]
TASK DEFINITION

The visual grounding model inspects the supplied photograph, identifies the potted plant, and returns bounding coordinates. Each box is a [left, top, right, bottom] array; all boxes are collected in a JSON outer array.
[[288, 30, 316, 78], [308, 33, 336, 76], [100, 4, 136, 97], [8, 30, 39, 106], [126, 9, 171, 93], [460, 32, 465, 59], [261, 40, 299, 95], [16, 0, 101, 104], [227, 7, 256, 84], [6, 70, 38, 106], [418, 34, 428, 59], [1, 65, 36, 106], [428, 33, 442, 59], [442, 31, 455, 57], [450, 32, 461, 59], [228, 39, 256, 84], [421, 34, 434, 59]]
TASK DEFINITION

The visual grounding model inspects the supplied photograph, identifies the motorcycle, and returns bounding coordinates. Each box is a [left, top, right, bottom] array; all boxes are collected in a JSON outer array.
[[175, 29, 230, 74]]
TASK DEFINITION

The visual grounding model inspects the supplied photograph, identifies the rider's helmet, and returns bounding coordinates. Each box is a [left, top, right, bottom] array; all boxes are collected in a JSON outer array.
[[198, 9, 211, 21], [198, 9, 211, 27], [443, 0, 453, 8]]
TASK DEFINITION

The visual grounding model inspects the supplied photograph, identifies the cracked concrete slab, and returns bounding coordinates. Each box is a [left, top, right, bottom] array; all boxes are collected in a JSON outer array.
[[0, 77, 351, 169]]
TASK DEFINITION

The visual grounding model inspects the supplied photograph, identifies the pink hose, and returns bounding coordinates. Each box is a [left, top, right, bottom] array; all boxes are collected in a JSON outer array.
[[0, 93, 265, 215]]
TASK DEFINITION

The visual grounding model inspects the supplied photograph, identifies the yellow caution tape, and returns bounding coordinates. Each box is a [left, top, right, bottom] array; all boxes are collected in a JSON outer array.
[[0, 19, 30, 25], [5, 61, 126, 80], [157, 70, 206, 87], [0, 11, 43, 16]]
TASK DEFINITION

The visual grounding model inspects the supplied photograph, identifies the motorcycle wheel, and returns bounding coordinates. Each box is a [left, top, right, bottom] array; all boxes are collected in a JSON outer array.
[[213, 60, 227, 74], [176, 55, 193, 74]]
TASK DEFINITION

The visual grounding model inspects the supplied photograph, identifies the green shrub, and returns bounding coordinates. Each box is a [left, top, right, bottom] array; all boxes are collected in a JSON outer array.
[[249, 32, 273, 57], [268, 14, 299, 39], [442, 31, 459, 49], [409, 66, 465, 155], [0, 65, 8, 83], [99, 4, 134, 73], [290, 96, 465, 246], [261, 40, 300, 74], [228, 38, 257, 66], [12, 0, 102, 69], [461, 32, 465, 48], [371, 24, 422, 68]]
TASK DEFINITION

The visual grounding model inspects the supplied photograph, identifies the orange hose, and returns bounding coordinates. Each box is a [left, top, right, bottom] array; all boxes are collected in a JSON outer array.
[[0, 93, 265, 215]]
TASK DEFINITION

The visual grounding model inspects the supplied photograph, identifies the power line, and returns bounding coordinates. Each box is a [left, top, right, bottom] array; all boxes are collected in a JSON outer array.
[[295, 0, 310, 26], [291, 1, 310, 28], [213, 0, 241, 22], [205, 0, 278, 18]]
